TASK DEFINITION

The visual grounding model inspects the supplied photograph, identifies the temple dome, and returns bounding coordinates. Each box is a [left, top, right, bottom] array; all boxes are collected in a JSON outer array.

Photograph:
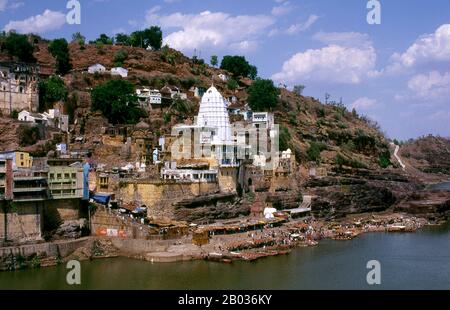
[[196, 86, 231, 143]]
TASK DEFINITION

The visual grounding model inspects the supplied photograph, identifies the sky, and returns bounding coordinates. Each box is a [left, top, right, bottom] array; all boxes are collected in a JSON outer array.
[[1, 0, 449, 140]]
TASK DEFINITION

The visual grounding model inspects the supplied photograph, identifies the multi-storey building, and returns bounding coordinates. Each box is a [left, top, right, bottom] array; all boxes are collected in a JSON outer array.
[[47, 158, 84, 199], [0, 151, 33, 170], [0, 62, 39, 115]]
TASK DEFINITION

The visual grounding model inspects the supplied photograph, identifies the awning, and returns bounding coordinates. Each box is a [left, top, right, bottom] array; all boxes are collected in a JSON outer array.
[[92, 193, 112, 205]]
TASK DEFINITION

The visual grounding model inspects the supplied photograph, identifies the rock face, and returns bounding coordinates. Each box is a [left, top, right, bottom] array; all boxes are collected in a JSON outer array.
[[54, 219, 88, 240], [306, 173, 417, 219], [395, 190, 450, 221], [173, 193, 250, 224], [310, 183, 396, 218], [400, 136, 450, 175]]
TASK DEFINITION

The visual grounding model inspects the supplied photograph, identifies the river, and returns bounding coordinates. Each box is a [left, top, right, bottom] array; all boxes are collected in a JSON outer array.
[[1, 184, 449, 290]]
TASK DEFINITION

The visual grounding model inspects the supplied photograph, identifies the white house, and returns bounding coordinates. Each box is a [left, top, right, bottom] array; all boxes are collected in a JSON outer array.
[[136, 88, 162, 108], [218, 73, 228, 82], [149, 89, 162, 104], [18, 110, 46, 124], [18, 109, 69, 132], [88, 64, 106, 74], [111, 67, 128, 78], [252, 112, 274, 128]]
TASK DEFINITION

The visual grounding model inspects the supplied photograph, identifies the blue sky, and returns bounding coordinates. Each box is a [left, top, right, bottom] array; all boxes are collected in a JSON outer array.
[[1, 0, 450, 140]]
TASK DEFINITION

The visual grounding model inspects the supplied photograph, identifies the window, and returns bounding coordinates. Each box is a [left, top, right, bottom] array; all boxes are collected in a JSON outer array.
[[72, 173, 76, 179], [64, 173, 70, 179], [49, 173, 54, 179], [57, 174, 62, 179], [20, 154, 24, 160]]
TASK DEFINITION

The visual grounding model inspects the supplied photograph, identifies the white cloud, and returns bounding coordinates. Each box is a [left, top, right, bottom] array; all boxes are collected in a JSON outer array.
[[272, 44, 377, 84], [0, 0, 23, 11], [387, 24, 450, 73], [229, 40, 259, 52], [351, 97, 378, 110], [285, 15, 319, 35], [146, 10, 274, 53], [313, 31, 371, 48], [4, 9, 66, 34], [271, 1, 293, 16], [407, 71, 450, 100]]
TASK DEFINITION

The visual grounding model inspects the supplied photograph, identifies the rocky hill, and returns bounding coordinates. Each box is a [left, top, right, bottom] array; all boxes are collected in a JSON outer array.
[[2, 38, 449, 220], [400, 136, 450, 175], [2, 39, 394, 172]]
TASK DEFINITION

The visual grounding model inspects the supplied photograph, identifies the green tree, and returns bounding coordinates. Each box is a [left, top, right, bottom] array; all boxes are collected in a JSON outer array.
[[247, 78, 280, 111], [66, 93, 78, 124], [91, 34, 114, 45], [171, 96, 194, 115], [38, 76, 68, 112], [249, 65, 258, 80], [145, 26, 163, 50], [306, 141, 327, 163], [220, 55, 257, 79], [114, 49, 128, 67], [378, 151, 391, 168], [279, 126, 291, 152], [2, 32, 36, 63], [160, 45, 176, 65], [293, 84, 305, 96], [91, 80, 145, 124], [130, 26, 163, 50], [227, 78, 238, 90], [72, 32, 85, 44], [115, 33, 131, 46], [72, 32, 86, 49], [210, 55, 218, 67], [48, 38, 72, 75], [18, 125, 40, 147]]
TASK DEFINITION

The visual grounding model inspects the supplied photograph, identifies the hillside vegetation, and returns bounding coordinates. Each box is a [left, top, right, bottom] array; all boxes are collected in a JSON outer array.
[[0, 33, 395, 172]]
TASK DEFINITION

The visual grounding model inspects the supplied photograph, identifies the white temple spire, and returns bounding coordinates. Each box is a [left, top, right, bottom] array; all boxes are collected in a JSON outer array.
[[196, 86, 231, 144]]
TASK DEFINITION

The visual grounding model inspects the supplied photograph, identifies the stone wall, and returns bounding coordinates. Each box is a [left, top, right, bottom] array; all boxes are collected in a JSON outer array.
[[0, 237, 90, 258], [109, 237, 191, 254], [91, 206, 157, 239], [218, 167, 238, 193], [117, 180, 219, 218], [45, 199, 82, 221], [101, 135, 125, 147], [0, 201, 43, 245], [0, 83, 39, 115], [173, 193, 249, 223]]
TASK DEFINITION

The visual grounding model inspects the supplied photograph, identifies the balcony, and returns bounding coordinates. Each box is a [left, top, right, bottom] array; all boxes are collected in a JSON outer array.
[[49, 182, 77, 190], [220, 159, 240, 168], [13, 187, 48, 193]]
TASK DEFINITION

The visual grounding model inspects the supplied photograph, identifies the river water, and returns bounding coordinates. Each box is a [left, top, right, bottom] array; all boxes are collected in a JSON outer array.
[[1, 184, 449, 290]]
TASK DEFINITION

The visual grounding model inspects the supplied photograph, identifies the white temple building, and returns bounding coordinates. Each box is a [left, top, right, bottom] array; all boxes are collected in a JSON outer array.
[[163, 86, 238, 185], [196, 85, 232, 144]]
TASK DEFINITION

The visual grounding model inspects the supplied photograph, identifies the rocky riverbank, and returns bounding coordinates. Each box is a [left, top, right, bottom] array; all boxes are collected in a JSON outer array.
[[39, 211, 433, 266]]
